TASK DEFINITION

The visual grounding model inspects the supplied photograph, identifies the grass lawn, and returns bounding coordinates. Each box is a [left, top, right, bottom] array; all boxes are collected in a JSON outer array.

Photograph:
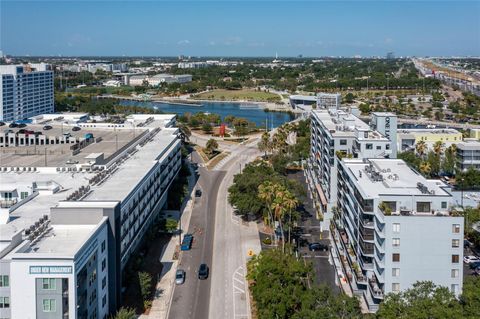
[[193, 89, 281, 102]]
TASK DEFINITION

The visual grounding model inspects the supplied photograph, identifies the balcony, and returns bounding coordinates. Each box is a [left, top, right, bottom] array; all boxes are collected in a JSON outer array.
[[0, 199, 18, 208], [368, 276, 384, 299]]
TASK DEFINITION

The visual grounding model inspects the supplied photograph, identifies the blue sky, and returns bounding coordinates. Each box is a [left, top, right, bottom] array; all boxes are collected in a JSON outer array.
[[1, 1, 479, 57]]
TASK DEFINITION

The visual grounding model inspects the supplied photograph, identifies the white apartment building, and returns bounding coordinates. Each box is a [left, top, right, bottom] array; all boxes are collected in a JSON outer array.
[[331, 158, 463, 312], [307, 108, 396, 229], [0, 63, 54, 122], [456, 140, 480, 171], [0, 114, 182, 318], [128, 74, 192, 87], [317, 92, 341, 109]]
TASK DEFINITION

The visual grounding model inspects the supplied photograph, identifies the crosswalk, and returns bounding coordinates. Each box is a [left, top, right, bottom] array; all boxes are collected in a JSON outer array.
[[232, 266, 249, 319]]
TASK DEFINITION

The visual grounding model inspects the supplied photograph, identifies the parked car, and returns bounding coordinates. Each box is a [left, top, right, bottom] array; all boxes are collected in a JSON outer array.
[[464, 255, 480, 264], [309, 242, 329, 252], [198, 263, 209, 280], [9, 123, 18, 128], [469, 261, 480, 269], [43, 125, 52, 130], [181, 234, 193, 251], [0, 122, 5, 126], [175, 269, 186, 285], [17, 123, 27, 128], [18, 129, 26, 134], [195, 189, 202, 197], [72, 126, 81, 131]]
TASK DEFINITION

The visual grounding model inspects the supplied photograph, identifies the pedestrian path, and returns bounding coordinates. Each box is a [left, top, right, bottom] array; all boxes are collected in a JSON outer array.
[[139, 164, 197, 319]]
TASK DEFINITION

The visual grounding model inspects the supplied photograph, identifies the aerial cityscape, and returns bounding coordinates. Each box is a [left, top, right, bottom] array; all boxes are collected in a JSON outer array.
[[0, 1, 480, 319]]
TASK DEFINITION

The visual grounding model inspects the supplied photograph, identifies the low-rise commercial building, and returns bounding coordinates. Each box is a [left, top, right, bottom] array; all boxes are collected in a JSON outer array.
[[397, 128, 463, 152], [0, 114, 182, 318], [331, 158, 464, 312]]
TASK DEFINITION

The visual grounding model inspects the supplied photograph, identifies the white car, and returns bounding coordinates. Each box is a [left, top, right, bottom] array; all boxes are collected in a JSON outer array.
[[463, 255, 480, 264]]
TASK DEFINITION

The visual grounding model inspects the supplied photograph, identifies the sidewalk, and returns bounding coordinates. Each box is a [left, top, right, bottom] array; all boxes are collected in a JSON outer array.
[[139, 163, 197, 319]]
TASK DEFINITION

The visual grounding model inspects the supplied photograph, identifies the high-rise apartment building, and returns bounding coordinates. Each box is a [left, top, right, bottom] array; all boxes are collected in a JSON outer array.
[[0, 63, 54, 122], [331, 158, 463, 312]]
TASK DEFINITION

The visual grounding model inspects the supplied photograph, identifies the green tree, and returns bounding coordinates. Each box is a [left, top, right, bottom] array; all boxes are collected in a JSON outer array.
[[205, 138, 219, 156], [441, 145, 456, 176], [415, 140, 427, 158], [111, 307, 136, 319], [398, 151, 421, 170], [460, 276, 480, 319], [165, 218, 178, 233], [202, 122, 213, 134], [376, 281, 462, 319], [138, 271, 153, 303]]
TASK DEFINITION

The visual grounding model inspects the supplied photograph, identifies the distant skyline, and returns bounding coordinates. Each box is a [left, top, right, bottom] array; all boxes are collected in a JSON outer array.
[[1, 1, 479, 57]]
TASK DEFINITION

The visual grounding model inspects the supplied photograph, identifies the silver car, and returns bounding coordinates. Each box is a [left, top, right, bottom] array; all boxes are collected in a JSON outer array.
[[175, 269, 186, 285]]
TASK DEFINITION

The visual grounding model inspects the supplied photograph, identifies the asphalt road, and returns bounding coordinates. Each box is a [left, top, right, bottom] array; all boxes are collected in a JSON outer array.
[[168, 152, 225, 319]]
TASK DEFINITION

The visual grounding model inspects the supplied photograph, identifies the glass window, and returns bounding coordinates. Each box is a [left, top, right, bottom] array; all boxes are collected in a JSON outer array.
[[451, 284, 459, 294], [392, 283, 400, 292], [393, 223, 400, 233], [42, 278, 56, 290], [340, 139, 347, 145], [366, 143, 373, 150], [392, 268, 400, 277], [392, 253, 400, 262], [0, 275, 9, 287], [452, 224, 460, 233], [102, 259, 106, 271], [376, 145, 382, 150], [452, 239, 460, 248], [0, 297, 10, 308], [451, 269, 459, 278], [441, 202, 447, 209], [392, 238, 400, 247], [42, 299, 56, 312], [452, 255, 459, 263], [416, 202, 431, 213], [101, 240, 106, 252]]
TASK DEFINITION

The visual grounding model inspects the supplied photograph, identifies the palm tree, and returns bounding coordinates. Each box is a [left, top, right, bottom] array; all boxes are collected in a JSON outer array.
[[205, 138, 218, 156], [415, 140, 427, 158], [433, 141, 444, 156], [419, 161, 432, 176], [271, 196, 286, 253], [258, 132, 271, 157], [282, 191, 299, 249], [177, 123, 191, 142], [258, 181, 276, 243]]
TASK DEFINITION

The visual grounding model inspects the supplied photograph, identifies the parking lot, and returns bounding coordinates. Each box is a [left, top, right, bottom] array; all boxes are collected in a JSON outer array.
[[288, 170, 338, 291]]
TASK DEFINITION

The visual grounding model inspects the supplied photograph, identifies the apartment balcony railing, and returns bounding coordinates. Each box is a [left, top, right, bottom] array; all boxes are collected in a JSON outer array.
[[0, 199, 18, 208], [368, 276, 384, 299]]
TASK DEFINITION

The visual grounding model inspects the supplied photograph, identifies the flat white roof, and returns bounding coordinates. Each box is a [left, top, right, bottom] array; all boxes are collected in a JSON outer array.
[[343, 158, 451, 198]]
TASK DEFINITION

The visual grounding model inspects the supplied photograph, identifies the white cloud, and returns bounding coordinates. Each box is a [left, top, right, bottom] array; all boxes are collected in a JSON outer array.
[[223, 36, 242, 46], [177, 39, 190, 45]]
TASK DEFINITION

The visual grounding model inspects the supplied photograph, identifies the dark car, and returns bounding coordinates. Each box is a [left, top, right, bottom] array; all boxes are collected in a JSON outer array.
[[43, 125, 52, 130], [195, 189, 202, 197], [17, 123, 27, 128], [308, 242, 329, 252], [469, 261, 480, 270], [9, 123, 18, 128], [72, 126, 81, 131], [198, 263, 209, 280], [0, 122, 5, 126], [18, 129, 26, 134]]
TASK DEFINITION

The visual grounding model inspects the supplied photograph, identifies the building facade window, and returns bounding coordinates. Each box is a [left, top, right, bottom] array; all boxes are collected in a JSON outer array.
[[42, 299, 56, 312], [392, 268, 400, 277], [416, 202, 431, 213], [392, 223, 400, 233], [392, 253, 400, 262], [42, 278, 56, 290], [392, 238, 400, 247], [392, 283, 400, 292], [366, 144, 373, 150], [0, 297, 10, 308], [441, 202, 447, 209], [452, 239, 460, 248], [102, 277, 106, 289], [0, 275, 9, 287], [451, 269, 459, 278], [101, 240, 106, 253], [102, 259, 106, 271], [452, 224, 460, 233], [452, 255, 459, 263], [340, 139, 347, 145], [451, 284, 459, 294]]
